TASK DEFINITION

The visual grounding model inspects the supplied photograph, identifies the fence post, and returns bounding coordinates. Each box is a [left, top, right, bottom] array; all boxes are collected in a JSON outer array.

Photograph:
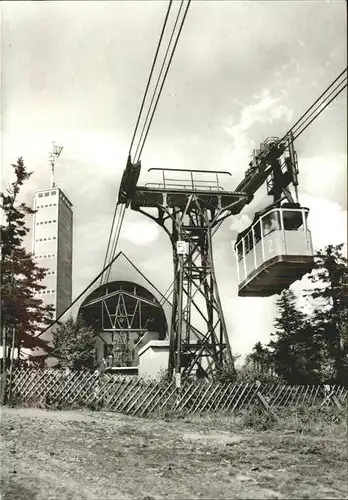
[[0, 326, 8, 405], [7, 328, 16, 405], [0, 373, 6, 406], [174, 372, 181, 410], [255, 380, 280, 423], [322, 384, 342, 410]]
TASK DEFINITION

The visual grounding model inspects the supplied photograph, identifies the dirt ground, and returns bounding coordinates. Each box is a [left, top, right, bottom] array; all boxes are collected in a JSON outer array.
[[0, 406, 347, 500]]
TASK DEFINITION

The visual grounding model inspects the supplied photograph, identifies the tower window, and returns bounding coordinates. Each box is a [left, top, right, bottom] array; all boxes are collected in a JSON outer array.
[[45, 192, 49, 197], [51, 191, 56, 195], [38, 193, 43, 198]]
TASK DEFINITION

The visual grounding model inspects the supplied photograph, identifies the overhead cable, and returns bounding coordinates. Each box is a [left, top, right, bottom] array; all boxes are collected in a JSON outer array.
[[134, 0, 192, 162], [101, 1, 174, 284], [102, 0, 191, 282], [291, 77, 347, 141], [133, 0, 186, 161], [282, 68, 347, 143], [104, 204, 127, 284], [100, 203, 122, 285], [128, 1, 173, 158]]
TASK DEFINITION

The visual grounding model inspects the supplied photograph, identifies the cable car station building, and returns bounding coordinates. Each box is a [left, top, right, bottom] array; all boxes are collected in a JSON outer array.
[[78, 279, 168, 377], [47, 253, 172, 379]]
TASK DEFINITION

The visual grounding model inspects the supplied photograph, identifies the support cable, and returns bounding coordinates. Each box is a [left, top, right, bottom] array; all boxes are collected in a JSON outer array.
[[104, 204, 127, 284], [101, 1, 174, 284], [134, 0, 191, 162], [291, 78, 347, 142], [281, 68, 347, 143], [103, 0, 191, 282], [100, 203, 122, 285], [128, 0, 173, 157], [133, 0, 186, 161]]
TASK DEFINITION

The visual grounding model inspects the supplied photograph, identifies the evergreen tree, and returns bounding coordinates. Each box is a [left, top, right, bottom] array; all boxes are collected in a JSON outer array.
[[248, 341, 274, 374], [51, 316, 97, 370], [1, 158, 54, 365], [307, 244, 348, 384], [241, 343, 276, 382], [268, 289, 322, 384]]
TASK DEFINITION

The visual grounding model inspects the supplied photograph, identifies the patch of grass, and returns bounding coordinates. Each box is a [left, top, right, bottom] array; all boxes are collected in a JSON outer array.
[[161, 403, 347, 437], [1, 405, 347, 499]]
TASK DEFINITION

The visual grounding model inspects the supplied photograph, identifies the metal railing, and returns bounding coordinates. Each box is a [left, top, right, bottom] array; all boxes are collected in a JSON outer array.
[[145, 168, 231, 193]]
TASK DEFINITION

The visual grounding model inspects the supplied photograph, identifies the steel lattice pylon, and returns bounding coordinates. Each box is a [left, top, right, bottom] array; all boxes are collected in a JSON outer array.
[[129, 168, 249, 381]]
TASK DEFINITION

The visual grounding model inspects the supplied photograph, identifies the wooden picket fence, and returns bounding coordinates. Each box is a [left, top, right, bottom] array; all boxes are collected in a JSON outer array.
[[5, 368, 348, 417]]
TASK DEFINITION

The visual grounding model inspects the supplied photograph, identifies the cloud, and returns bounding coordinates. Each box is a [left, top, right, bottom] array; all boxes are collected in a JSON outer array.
[[300, 193, 347, 250], [225, 89, 293, 139], [229, 213, 252, 234], [224, 293, 277, 362], [121, 219, 160, 247], [299, 155, 347, 207], [220, 90, 294, 187]]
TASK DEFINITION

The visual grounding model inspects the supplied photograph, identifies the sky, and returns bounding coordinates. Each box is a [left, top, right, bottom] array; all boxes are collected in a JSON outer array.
[[1, 0, 347, 363]]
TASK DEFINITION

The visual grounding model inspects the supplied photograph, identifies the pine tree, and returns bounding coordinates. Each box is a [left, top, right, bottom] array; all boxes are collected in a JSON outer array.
[[1, 158, 53, 365], [307, 244, 348, 384], [248, 341, 274, 374], [268, 289, 322, 384], [51, 317, 97, 371]]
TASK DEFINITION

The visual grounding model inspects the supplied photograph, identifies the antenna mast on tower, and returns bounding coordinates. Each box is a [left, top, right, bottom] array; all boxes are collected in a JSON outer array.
[[49, 142, 63, 188]]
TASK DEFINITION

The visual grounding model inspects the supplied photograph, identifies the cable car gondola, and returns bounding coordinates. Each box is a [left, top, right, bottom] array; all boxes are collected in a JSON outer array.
[[234, 203, 314, 297]]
